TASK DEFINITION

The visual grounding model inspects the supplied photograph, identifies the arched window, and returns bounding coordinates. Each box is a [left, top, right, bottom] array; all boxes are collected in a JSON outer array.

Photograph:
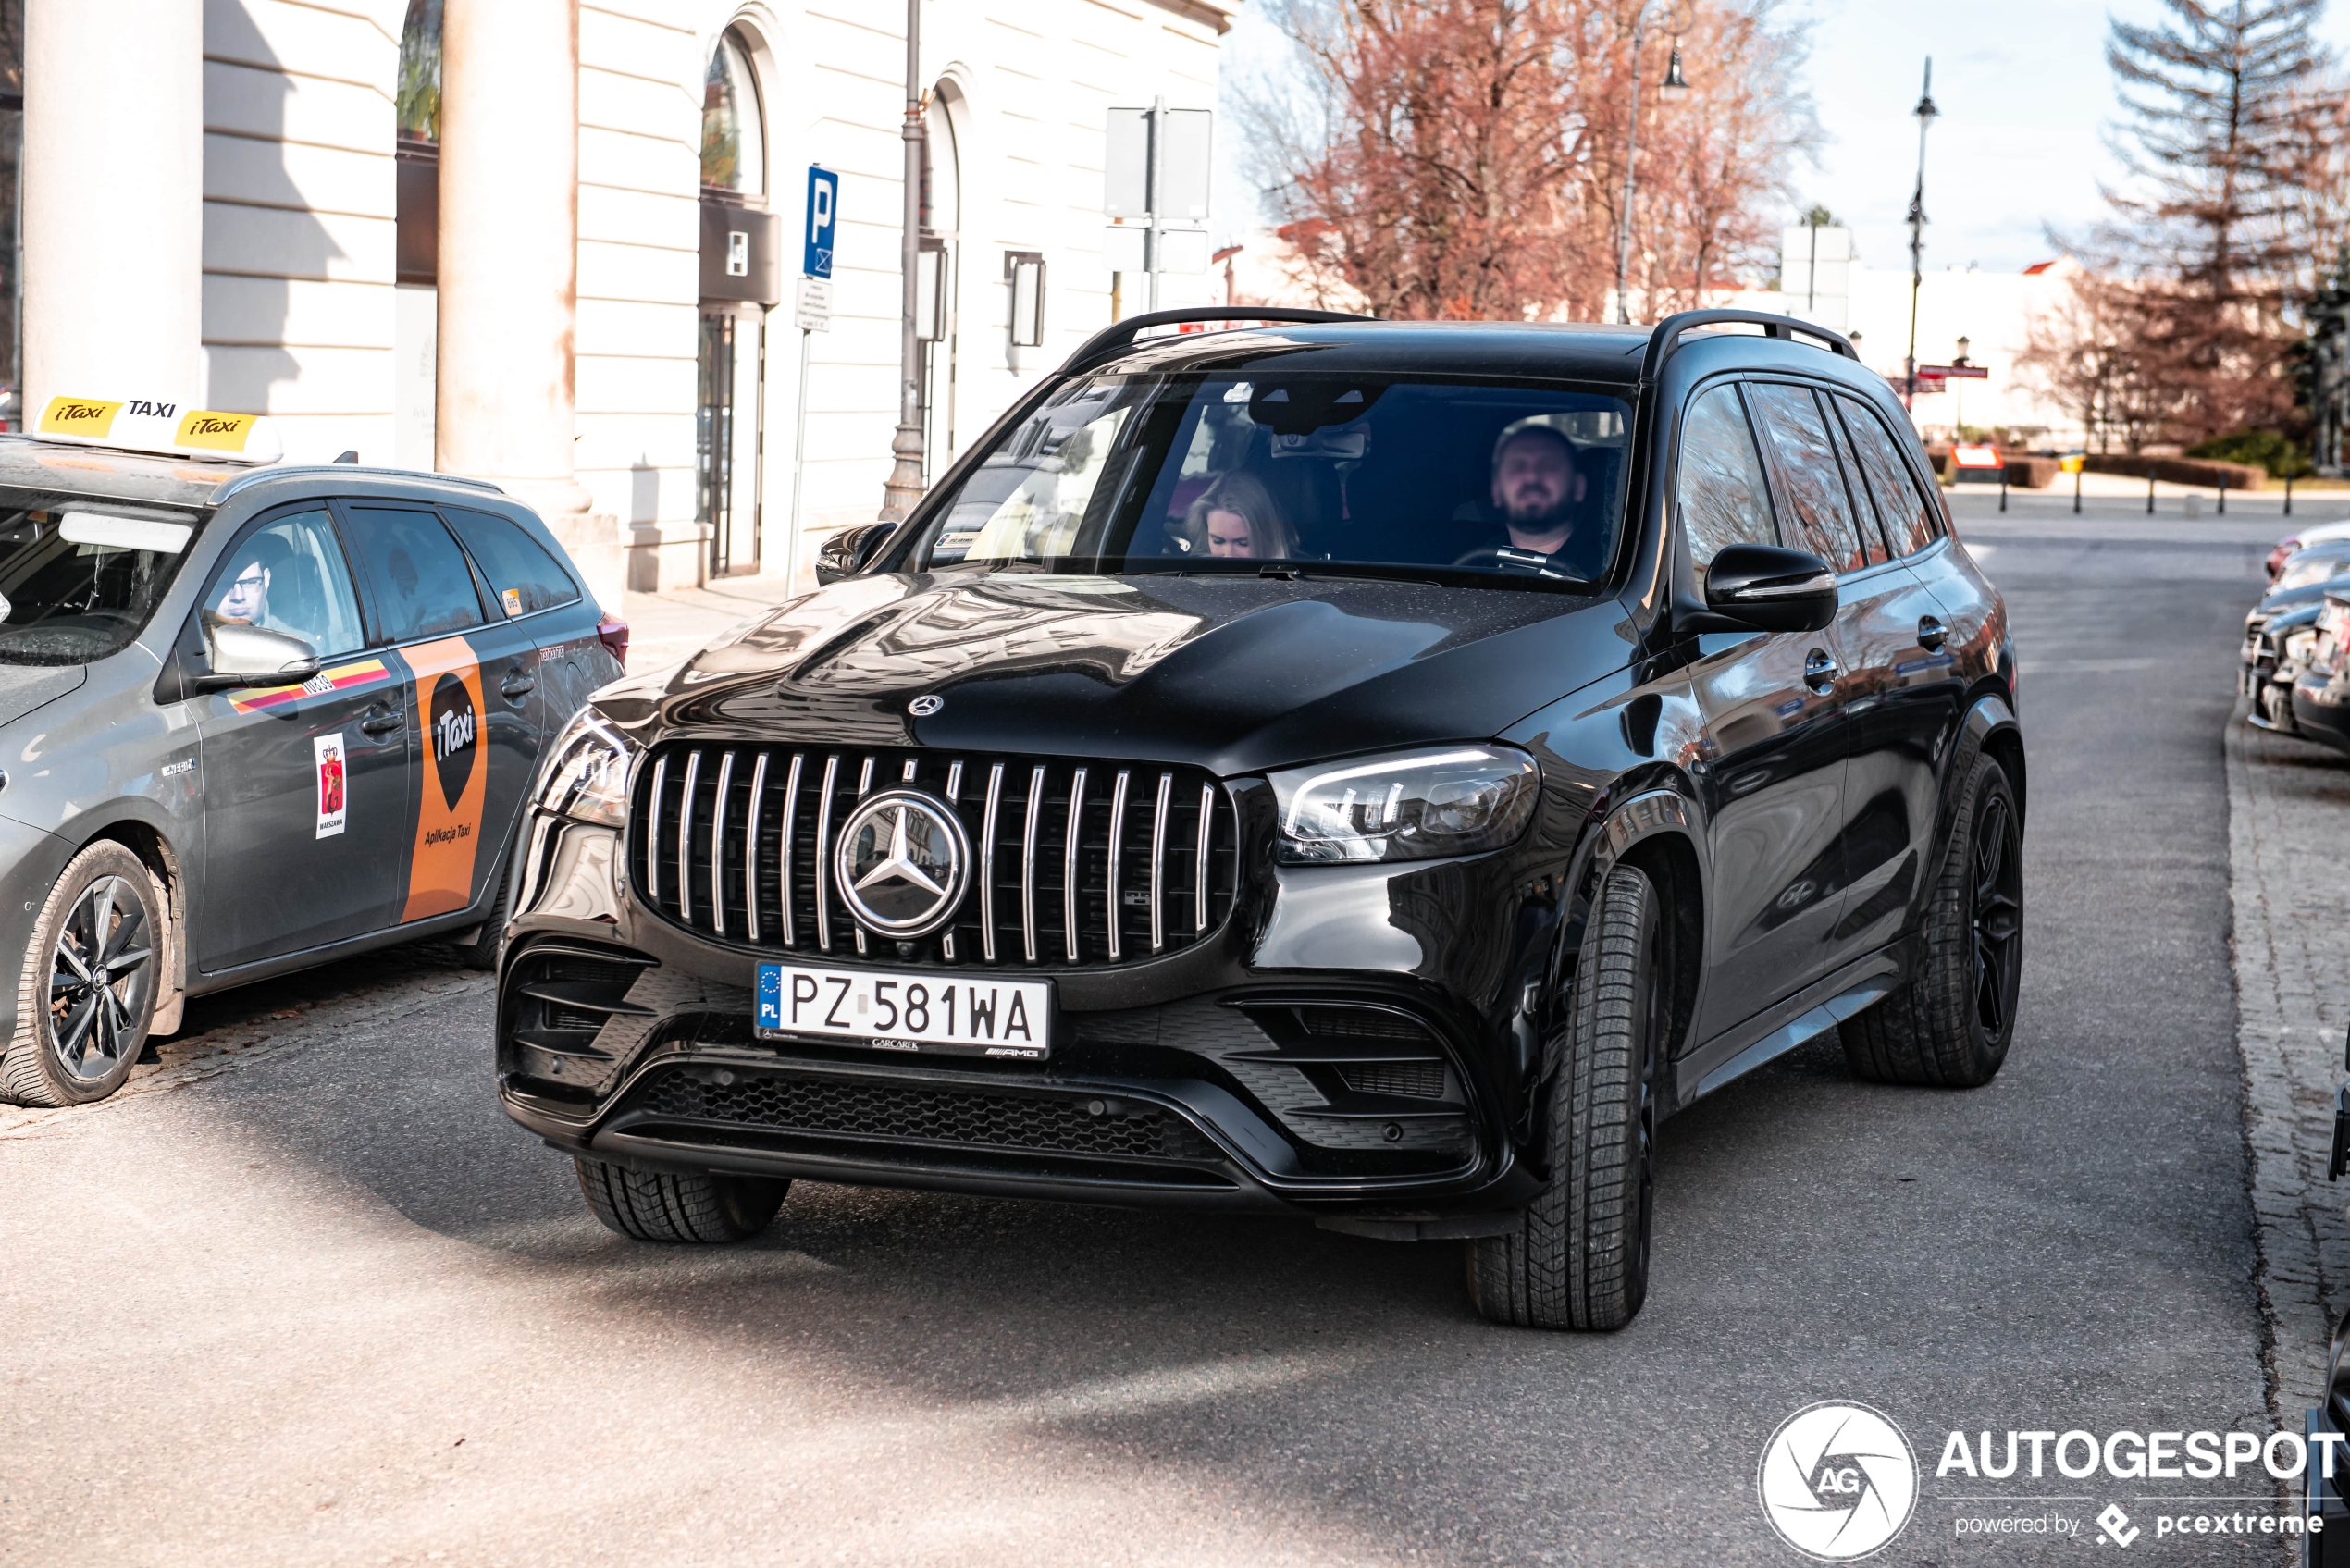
[[397, 0, 440, 148], [700, 29, 763, 198]]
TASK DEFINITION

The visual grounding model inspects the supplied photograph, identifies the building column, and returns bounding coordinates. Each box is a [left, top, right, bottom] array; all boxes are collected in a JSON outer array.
[[437, 0, 621, 609], [22, 0, 201, 411]]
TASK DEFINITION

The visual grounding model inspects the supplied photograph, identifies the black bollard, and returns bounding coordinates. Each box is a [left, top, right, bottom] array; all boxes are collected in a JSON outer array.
[[2072, 464, 2083, 514], [1999, 474, 2008, 512], [2288, 474, 2296, 516], [2147, 473, 2157, 514], [2219, 479, 2226, 514]]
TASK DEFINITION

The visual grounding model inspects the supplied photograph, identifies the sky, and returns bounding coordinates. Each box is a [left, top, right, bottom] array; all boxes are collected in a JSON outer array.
[[1215, 1, 2350, 278]]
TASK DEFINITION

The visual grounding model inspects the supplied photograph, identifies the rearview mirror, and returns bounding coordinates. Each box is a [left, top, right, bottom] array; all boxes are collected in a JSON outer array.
[[194, 621, 321, 692], [815, 522, 897, 585], [1701, 543, 1837, 634]]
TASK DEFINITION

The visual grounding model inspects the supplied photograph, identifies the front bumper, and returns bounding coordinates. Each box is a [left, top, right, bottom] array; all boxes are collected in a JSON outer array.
[[493, 801, 1578, 1219]]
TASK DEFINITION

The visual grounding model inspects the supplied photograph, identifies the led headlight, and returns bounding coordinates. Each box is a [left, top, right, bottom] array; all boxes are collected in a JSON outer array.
[[534, 706, 638, 828], [1270, 745, 1540, 864]]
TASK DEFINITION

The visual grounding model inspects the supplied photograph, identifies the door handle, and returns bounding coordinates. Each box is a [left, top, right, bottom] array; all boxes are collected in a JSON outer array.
[[1917, 615, 1948, 651], [360, 706, 404, 735], [1803, 648, 1840, 693], [501, 672, 537, 698]]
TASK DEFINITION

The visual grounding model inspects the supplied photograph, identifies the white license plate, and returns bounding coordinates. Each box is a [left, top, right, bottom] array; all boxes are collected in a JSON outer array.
[[755, 962, 1052, 1060]]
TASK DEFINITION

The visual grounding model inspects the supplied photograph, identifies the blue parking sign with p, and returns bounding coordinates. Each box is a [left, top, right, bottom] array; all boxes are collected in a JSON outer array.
[[803, 165, 837, 279]]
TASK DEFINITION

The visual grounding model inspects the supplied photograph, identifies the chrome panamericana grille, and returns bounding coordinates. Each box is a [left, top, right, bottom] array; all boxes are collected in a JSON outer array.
[[630, 744, 1239, 969]]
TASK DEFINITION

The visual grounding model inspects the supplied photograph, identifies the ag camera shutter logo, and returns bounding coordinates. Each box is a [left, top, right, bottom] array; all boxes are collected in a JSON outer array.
[[1757, 1401, 1918, 1560]]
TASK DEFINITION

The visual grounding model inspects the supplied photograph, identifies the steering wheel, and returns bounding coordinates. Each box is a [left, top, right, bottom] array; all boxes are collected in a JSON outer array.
[[1450, 546, 1512, 571]]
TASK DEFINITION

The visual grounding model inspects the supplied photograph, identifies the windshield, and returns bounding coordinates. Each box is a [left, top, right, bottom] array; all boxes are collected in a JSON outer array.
[[918, 373, 1635, 586], [0, 488, 204, 665]]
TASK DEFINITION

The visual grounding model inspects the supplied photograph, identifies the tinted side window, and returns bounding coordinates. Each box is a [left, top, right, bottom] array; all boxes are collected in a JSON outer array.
[[1676, 383, 1778, 569], [442, 506, 579, 617], [203, 509, 366, 659], [344, 506, 486, 644], [1819, 401, 1891, 565], [1834, 394, 1942, 557], [1747, 382, 1866, 574]]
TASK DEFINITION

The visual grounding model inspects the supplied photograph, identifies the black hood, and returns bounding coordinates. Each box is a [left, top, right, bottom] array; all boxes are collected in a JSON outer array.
[[600, 572, 1640, 776]]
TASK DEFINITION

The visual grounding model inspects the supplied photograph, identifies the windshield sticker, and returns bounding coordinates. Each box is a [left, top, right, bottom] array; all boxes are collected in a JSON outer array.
[[399, 636, 489, 923], [314, 733, 346, 839], [222, 657, 390, 715]]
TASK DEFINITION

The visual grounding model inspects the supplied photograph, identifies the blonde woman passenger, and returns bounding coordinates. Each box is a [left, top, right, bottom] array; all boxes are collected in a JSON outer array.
[[1180, 472, 1297, 561]]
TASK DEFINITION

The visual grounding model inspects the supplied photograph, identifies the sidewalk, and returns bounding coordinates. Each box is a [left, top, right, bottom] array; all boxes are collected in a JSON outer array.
[[618, 567, 810, 675]]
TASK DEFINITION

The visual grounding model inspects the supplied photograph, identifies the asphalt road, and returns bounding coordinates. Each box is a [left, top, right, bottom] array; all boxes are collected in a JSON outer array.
[[0, 495, 2307, 1565]]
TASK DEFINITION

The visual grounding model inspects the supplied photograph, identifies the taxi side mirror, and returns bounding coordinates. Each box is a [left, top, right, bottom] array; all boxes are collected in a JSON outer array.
[[192, 622, 321, 692], [815, 522, 897, 585], [1701, 543, 1838, 635]]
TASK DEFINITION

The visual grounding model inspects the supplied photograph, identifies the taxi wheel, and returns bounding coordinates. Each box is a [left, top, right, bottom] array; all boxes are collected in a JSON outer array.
[[1842, 749, 2022, 1088], [1466, 862, 1659, 1331], [460, 846, 514, 972], [0, 842, 162, 1107], [575, 1155, 788, 1243]]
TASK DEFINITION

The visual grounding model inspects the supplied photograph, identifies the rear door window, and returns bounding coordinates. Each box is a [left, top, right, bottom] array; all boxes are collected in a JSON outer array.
[[441, 507, 579, 617], [1819, 402, 1892, 566], [1676, 383, 1779, 570], [342, 505, 487, 644], [1833, 394, 1943, 558], [1747, 383, 1867, 574]]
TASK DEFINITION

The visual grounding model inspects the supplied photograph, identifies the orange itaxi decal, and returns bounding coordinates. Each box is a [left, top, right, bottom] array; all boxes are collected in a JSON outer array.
[[401, 635, 489, 922]]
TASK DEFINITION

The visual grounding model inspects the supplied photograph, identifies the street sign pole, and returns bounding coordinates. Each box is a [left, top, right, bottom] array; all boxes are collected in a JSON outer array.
[[786, 165, 837, 593]]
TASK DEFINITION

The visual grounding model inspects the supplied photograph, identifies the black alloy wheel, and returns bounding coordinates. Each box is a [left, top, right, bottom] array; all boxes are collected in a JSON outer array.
[[1841, 748, 2022, 1089], [1467, 862, 1663, 1330], [1970, 784, 2022, 1045], [0, 841, 164, 1107]]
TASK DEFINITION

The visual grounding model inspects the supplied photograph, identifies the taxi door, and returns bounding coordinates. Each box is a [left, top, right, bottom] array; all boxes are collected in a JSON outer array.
[[190, 505, 415, 972], [334, 502, 541, 925]]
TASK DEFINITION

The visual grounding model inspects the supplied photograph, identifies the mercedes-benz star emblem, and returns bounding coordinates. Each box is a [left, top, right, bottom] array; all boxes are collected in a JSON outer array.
[[833, 789, 971, 939], [907, 694, 945, 717]]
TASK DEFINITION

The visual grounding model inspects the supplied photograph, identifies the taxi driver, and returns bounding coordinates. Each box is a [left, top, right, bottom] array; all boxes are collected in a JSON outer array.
[[216, 544, 277, 627], [1490, 425, 1588, 561]]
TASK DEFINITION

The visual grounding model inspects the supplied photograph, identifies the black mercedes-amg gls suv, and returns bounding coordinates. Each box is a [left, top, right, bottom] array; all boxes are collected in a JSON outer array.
[[497, 306, 2022, 1331]]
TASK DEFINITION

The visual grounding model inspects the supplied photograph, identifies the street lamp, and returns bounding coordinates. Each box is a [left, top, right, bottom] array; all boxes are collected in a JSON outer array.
[[1953, 334, 1971, 366], [1613, 3, 1694, 324], [1904, 57, 1937, 408]]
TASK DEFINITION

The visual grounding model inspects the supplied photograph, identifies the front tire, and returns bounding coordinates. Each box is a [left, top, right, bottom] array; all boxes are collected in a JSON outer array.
[[1842, 747, 2022, 1087], [0, 842, 163, 1107], [1467, 863, 1662, 1330], [575, 1155, 787, 1243]]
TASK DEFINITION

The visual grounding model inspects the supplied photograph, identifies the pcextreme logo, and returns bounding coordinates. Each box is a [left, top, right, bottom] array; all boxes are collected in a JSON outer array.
[[1757, 1401, 1919, 1561]]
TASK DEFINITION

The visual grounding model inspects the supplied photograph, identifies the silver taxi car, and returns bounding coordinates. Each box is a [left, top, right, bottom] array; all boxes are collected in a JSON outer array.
[[0, 419, 622, 1106]]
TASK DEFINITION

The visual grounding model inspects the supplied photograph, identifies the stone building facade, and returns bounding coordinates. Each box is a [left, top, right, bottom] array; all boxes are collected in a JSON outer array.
[[16, 0, 1234, 607]]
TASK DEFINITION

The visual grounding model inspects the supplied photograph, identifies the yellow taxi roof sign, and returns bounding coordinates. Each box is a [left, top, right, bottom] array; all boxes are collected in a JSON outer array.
[[32, 395, 282, 465]]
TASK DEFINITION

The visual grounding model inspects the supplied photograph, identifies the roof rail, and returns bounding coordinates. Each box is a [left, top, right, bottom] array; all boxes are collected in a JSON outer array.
[[1641, 308, 1859, 386], [1061, 306, 1379, 376], [210, 463, 507, 504]]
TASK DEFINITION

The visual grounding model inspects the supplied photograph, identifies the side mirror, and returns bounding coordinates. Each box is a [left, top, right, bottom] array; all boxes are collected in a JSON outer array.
[[192, 621, 321, 692], [814, 522, 897, 585], [1701, 543, 1838, 634]]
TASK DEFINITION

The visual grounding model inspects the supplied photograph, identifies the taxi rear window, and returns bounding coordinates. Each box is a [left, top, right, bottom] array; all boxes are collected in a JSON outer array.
[[0, 488, 204, 665], [917, 372, 1635, 587]]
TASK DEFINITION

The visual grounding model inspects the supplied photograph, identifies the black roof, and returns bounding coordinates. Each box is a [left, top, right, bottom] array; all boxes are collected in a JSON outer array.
[[1090, 319, 1654, 387]]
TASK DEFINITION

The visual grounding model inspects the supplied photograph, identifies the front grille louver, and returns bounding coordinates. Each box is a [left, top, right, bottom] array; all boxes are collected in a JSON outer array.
[[630, 743, 1239, 969]]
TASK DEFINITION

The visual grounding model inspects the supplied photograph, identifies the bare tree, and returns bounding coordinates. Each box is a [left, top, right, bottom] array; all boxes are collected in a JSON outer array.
[[1239, 0, 1814, 322], [2016, 273, 2175, 453]]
